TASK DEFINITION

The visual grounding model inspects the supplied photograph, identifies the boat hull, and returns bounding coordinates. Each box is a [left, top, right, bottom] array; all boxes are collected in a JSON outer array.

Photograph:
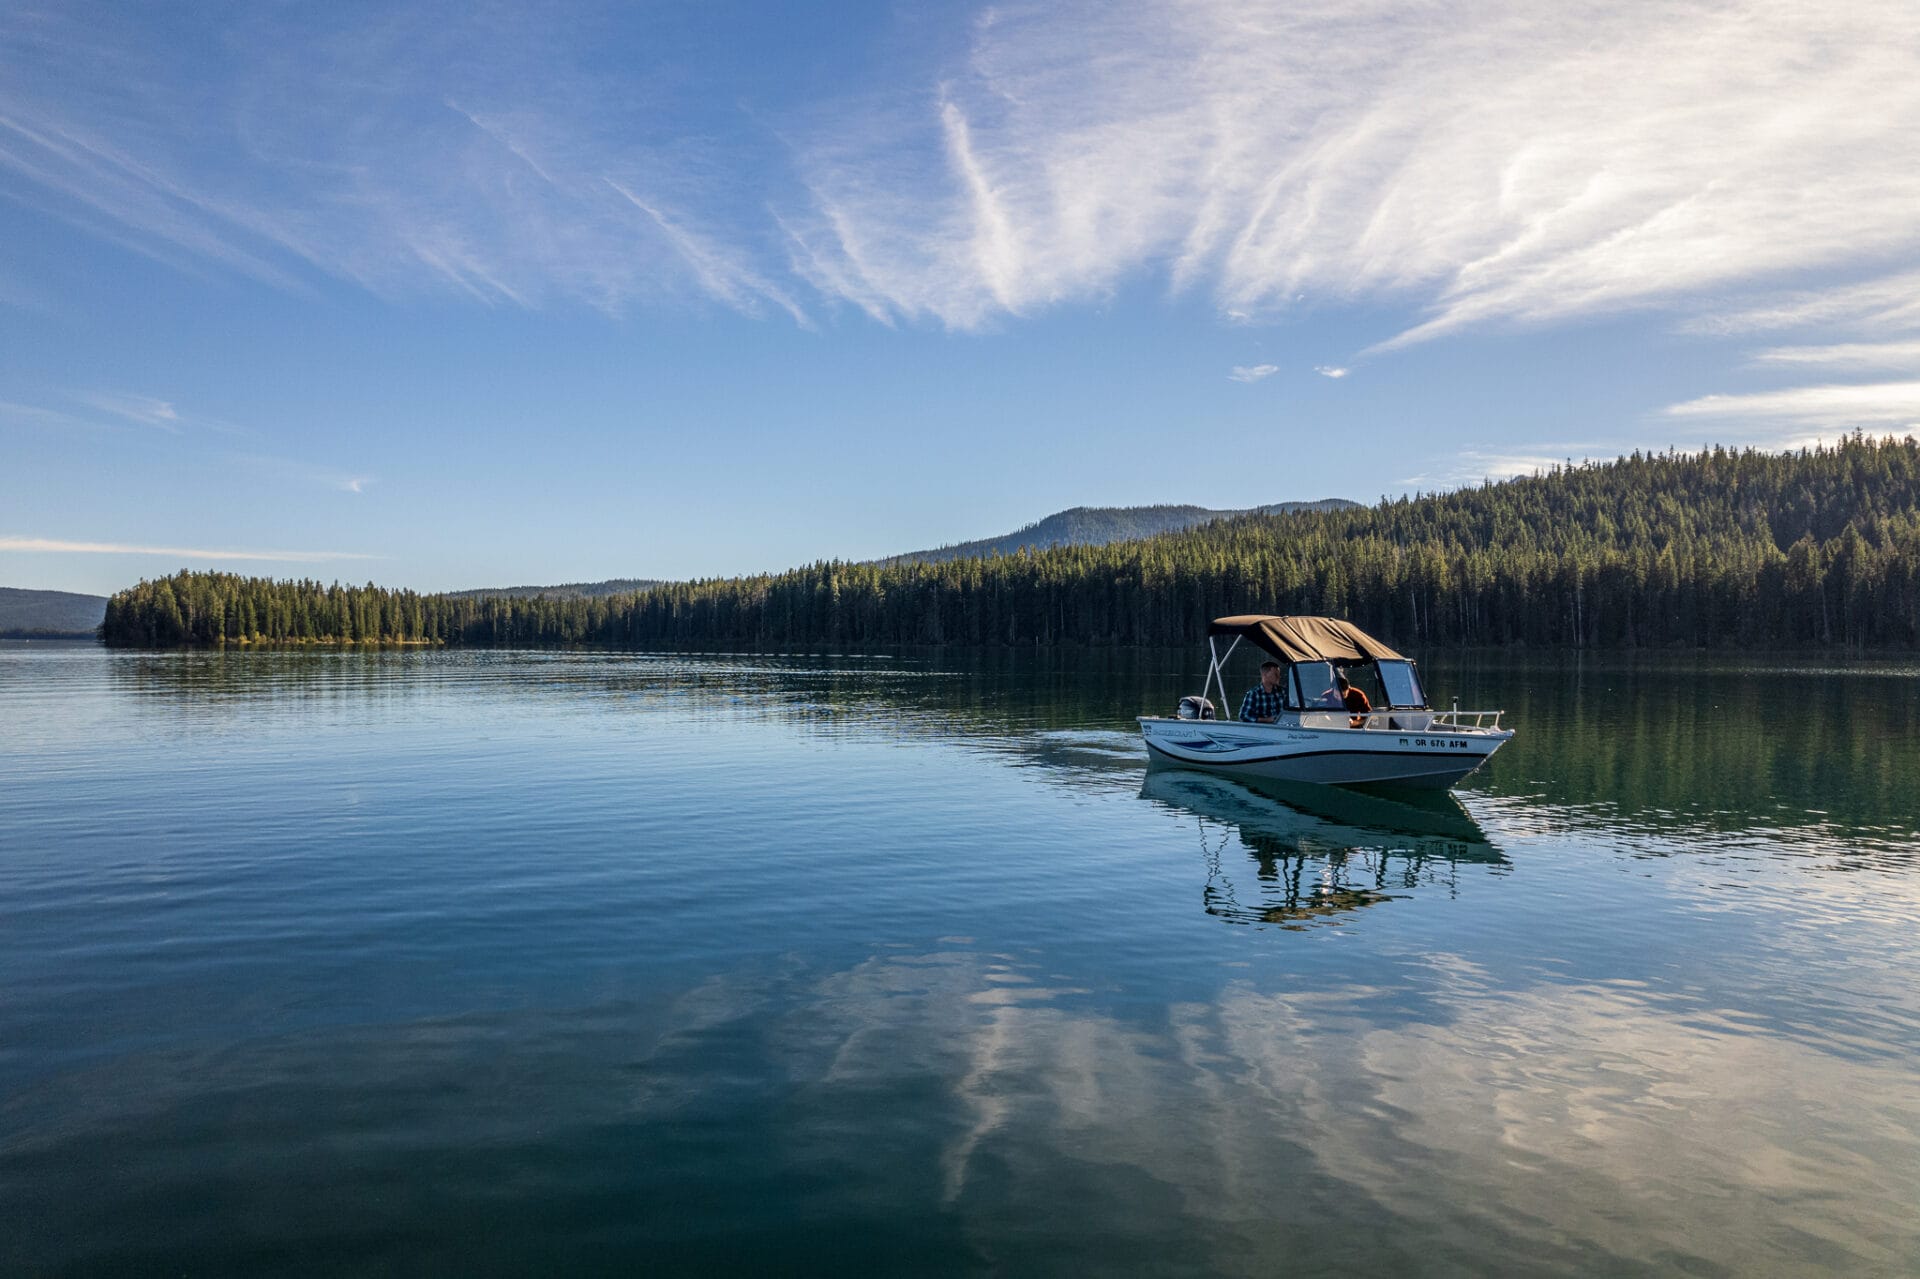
[[1139, 716, 1511, 790]]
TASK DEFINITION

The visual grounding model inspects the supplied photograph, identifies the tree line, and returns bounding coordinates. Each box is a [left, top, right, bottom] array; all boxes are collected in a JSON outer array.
[[101, 436, 1920, 651]]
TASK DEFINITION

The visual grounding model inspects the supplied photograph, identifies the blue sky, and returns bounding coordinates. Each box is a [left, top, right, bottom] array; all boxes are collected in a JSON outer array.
[[4, 0, 1919, 596]]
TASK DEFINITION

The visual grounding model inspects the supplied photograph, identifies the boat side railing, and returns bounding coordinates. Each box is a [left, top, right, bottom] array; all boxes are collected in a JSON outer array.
[[1300, 710, 1459, 731], [1294, 709, 1504, 731], [1149, 708, 1507, 732], [1428, 709, 1505, 731]]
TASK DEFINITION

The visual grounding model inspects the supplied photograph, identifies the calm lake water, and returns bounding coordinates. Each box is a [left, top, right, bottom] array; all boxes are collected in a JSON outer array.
[[4, 642, 1919, 1275]]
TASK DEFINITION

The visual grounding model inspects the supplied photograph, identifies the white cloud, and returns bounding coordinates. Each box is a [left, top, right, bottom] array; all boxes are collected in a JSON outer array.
[[3, 390, 264, 442], [605, 179, 807, 325], [1315, 366, 1349, 379], [1475, 453, 1567, 480], [0, 537, 383, 561], [0, 7, 806, 319], [790, 0, 1920, 343], [1400, 446, 1600, 488], [0, 400, 96, 431], [71, 391, 180, 430], [1229, 363, 1278, 383], [1750, 340, 1920, 373], [2, 393, 193, 434], [1446, 451, 1576, 483], [1664, 381, 1920, 430], [5, 1, 1919, 349], [223, 451, 381, 497], [1690, 268, 1920, 337]]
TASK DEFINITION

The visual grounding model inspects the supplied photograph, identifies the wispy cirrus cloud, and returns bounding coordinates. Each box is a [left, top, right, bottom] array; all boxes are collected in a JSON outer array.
[[223, 451, 376, 497], [788, 0, 1920, 344], [1315, 366, 1349, 380], [4, 389, 247, 438], [1679, 271, 1920, 440], [0, 537, 382, 562], [1228, 363, 1278, 383], [1397, 445, 1605, 489], [0, 5, 807, 319], [4, 1, 1918, 355], [1, 392, 184, 433], [1749, 340, 1920, 374], [1664, 382, 1920, 431], [2, 391, 375, 497], [71, 391, 180, 431], [1689, 268, 1920, 339], [0, 399, 97, 431], [605, 179, 807, 325]]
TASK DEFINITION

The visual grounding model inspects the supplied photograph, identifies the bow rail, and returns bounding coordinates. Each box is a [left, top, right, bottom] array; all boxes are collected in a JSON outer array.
[[1429, 709, 1505, 731]]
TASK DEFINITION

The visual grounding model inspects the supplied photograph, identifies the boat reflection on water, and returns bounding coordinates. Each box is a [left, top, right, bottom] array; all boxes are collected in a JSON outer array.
[[1139, 769, 1506, 929]]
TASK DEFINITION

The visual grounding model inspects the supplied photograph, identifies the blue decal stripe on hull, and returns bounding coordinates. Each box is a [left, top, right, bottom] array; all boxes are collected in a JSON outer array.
[[1144, 741, 1490, 766]]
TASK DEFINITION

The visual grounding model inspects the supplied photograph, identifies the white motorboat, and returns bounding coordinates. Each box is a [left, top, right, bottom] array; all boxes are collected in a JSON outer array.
[[1139, 615, 1514, 790]]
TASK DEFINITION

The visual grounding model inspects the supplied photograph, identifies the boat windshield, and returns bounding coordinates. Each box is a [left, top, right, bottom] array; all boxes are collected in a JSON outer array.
[[1378, 659, 1426, 708], [1289, 661, 1343, 709]]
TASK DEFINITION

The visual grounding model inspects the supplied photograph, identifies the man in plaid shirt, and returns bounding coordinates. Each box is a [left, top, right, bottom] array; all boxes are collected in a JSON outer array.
[[1239, 661, 1287, 722]]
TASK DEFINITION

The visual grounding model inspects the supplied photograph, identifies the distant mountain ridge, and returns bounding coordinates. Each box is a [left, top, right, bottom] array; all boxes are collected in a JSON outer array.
[[0, 587, 108, 637], [877, 500, 1359, 566], [446, 578, 664, 602], [453, 500, 1361, 598]]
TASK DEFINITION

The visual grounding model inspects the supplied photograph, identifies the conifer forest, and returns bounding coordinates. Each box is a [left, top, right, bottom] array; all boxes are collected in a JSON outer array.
[[101, 437, 1920, 651]]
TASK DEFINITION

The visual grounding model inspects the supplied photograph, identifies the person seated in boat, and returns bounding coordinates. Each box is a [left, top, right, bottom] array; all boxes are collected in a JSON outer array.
[[1335, 672, 1372, 727], [1239, 661, 1286, 723]]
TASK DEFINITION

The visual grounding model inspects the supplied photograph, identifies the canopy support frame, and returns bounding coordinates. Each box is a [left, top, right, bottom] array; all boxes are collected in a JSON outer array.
[[1206, 635, 1240, 718]]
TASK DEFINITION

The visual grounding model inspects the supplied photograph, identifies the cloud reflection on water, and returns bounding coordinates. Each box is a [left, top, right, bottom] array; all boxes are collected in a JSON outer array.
[[12, 940, 1918, 1274], [790, 941, 1920, 1274]]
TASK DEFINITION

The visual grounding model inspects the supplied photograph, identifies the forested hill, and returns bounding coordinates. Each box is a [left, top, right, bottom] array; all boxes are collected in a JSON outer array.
[[0, 588, 108, 637], [879, 500, 1358, 565], [102, 437, 1920, 651]]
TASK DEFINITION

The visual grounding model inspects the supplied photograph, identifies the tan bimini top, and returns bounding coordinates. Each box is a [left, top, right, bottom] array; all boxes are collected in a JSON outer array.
[[1205, 615, 1408, 664]]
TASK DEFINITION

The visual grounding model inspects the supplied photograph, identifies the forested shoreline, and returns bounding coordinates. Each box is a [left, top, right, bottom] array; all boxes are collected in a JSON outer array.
[[101, 437, 1920, 651]]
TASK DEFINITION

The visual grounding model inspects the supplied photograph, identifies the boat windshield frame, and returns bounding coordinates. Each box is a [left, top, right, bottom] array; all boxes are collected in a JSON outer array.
[[1206, 645, 1433, 719], [1288, 661, 1343, 710], [1375, 658, 1428, 710]]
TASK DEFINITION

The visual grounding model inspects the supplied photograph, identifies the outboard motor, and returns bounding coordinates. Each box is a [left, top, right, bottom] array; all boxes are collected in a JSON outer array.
[[1177, 695, 1216, 720]]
